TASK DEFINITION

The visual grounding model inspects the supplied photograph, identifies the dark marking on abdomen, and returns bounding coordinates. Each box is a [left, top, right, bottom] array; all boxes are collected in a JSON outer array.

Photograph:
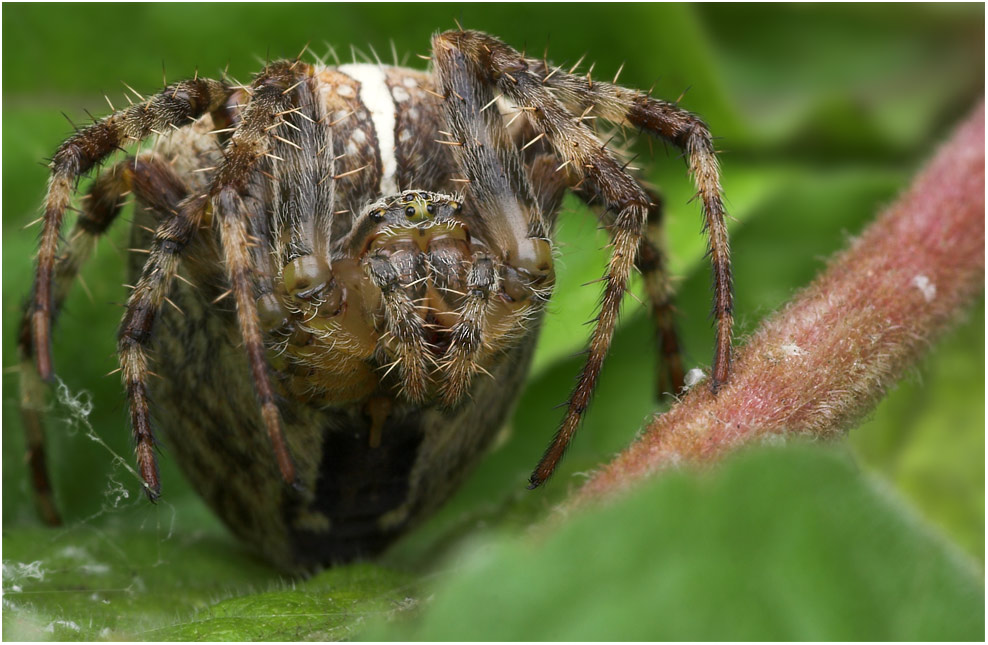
[[287, 413, 424, 566]]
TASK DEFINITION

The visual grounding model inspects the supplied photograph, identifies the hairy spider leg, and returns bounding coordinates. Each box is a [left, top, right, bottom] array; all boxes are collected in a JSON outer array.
[[118, 179, 206, 501], [364, 253, 432, 401], [18, 156, 199, 516], [638, 192, 686, 396], [268, 74, 336, 280], [31, 77, 231, 383], [523, 153, 570, 230], [574, 185, 686, 397], [432, 32, 555, 407], [439, 252, 500, 406], [528, 56, 733, 392], [432, 30, 666, 488], [258, 70, 381, 405], [512, 119, 683, 396], [209, 60, 313, 491], [19, 161, 136, 524]]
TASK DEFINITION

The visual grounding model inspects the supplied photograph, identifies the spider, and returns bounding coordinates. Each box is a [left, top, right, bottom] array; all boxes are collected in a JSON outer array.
[[18, 29, 732, 570]]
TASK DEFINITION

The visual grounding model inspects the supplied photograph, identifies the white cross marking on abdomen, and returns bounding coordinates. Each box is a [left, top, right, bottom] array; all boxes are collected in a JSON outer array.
[[338, 63, 398, 196]]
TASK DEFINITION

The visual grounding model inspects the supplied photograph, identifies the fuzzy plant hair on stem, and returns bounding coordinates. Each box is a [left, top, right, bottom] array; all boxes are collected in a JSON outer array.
[[576, 100, 986, 504]]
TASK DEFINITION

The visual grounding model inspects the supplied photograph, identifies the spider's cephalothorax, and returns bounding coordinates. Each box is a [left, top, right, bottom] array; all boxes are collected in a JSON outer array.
[[19, 30, 732, 570], [264, 188, 554, 409]]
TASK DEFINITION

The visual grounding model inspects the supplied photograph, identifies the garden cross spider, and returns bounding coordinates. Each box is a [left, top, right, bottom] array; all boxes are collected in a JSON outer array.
[[19, 29, 732, 570]]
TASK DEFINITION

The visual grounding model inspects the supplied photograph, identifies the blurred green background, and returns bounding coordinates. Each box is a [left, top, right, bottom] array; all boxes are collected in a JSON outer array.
[[2, 3, 984, 640]]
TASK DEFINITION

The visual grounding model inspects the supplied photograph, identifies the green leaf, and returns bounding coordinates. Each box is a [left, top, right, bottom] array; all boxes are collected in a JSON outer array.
[[2, 525, 276, 640], [2, 526, 414, 641], [147, 565, 415, 641], [369, 447, 985, 641]]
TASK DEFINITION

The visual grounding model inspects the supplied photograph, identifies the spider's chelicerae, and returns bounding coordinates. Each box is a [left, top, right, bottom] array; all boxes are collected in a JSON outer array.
[[19, 29, 733, 570]]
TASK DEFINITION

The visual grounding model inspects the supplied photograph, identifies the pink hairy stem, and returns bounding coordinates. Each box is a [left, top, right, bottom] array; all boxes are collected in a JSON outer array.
[[575, 100, 986, 504]]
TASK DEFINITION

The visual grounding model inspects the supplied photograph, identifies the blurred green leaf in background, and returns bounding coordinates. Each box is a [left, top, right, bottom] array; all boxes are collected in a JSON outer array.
[[2, 3, 983, 640]]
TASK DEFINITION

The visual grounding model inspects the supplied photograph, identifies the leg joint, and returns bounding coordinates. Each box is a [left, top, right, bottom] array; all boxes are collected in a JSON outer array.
[[51, 121, 117, 177]]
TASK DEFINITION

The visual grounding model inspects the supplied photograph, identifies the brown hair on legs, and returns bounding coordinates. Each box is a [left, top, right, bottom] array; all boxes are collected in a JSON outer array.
[[32, 78, 231, 382]]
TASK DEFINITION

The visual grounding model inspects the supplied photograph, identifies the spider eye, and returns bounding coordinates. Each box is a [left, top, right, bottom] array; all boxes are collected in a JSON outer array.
[[405, 206, 417, 218], [450, 201, 462, 212], [404, 193, 415, 202], [426, 203, 435, 215], [371, 209, 385, 222]]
